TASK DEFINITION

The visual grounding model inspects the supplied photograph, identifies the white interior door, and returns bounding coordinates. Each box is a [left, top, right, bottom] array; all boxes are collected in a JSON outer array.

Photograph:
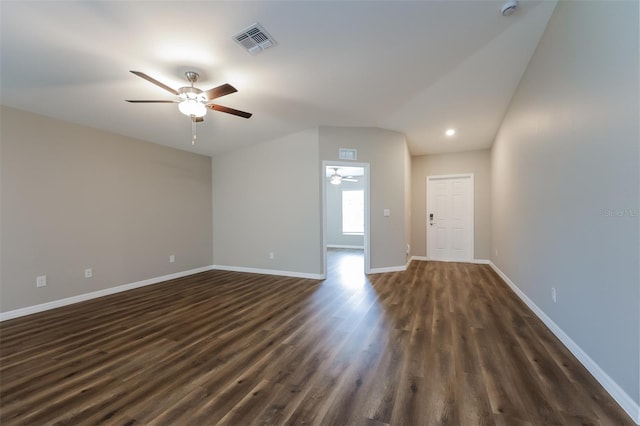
[[427, 175, 473, 262]]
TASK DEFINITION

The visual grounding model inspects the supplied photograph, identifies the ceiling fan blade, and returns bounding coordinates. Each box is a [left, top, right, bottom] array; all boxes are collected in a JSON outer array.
[[204, 83, 237, 101], [343, 178, 358, 182], [130, 71, 179, 96], [207, 104, 252, 119], [125, 100, 178, 103]]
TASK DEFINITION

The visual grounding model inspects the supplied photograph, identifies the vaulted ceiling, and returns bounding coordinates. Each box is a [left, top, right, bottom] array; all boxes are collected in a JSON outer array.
[[0, 1, 556, 157]]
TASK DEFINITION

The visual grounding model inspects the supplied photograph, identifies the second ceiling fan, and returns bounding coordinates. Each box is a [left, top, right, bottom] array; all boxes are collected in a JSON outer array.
[[329, 168, 358, 185]]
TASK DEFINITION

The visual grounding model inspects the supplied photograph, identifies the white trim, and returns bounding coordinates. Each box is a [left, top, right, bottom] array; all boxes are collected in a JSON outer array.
[[0, 265, 214, 322], [426, 173, 475, 263], [410, 256, 489, 265], [489, 261, 640, 425], [427, 173, 475, 179], [212, 265, 325, 280], [368, 265, 407, 274], [326, 244, 365, 249]]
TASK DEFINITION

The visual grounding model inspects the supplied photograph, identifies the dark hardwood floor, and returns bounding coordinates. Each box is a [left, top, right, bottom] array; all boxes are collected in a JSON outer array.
[[0, 252, 633, 425]]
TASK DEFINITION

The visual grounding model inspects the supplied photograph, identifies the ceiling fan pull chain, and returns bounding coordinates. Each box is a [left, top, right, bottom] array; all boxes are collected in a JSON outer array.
[[192, 118, 197, 145]]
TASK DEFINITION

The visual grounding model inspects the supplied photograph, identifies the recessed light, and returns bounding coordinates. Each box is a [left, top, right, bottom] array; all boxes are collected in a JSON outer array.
[[445, 129, 456, 137]]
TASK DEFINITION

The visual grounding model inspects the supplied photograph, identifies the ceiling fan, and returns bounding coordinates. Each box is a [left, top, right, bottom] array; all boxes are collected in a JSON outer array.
[[329, 168, 358, 185], [125, 70, 252, 122]]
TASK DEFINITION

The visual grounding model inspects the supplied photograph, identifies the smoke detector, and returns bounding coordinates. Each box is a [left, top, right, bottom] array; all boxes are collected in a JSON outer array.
[[234, 23, 277, 55], [501, 0, 518, 16]]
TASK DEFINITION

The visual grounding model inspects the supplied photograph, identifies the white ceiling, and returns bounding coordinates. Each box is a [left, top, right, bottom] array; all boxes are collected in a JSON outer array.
[[0, 1, 556, 157]]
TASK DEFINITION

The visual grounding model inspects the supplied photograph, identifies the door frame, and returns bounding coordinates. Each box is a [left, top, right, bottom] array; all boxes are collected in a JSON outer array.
[[322, 161, 371, 275], [426, 173, 474, 262]]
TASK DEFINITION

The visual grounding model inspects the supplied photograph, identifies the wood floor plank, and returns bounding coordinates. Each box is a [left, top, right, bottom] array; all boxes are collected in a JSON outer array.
[[0, 252, 634, 425]]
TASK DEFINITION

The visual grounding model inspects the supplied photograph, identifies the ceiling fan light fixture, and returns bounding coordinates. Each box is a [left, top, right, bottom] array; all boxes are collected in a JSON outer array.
[[330, 174, 342, 185], [178, 99, 207, 117]]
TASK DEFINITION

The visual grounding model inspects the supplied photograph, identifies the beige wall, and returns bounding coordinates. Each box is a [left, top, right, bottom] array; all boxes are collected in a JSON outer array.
[[1, 106, 213, 312], [411, 149, 491, 259], [212, 128, 322, 275], [320, 126, 409, 270], [212, 126, 410, 275], [491, 1, 639, 407]]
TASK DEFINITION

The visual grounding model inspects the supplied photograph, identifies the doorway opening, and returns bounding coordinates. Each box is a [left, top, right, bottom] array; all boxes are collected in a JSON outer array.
[[322, 161, 370, 276]]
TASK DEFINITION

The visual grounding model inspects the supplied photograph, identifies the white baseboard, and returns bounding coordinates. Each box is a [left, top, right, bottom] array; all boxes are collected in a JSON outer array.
[[327, 244, 365, 249], [409, 256, 489, 264], [0, 265, 214, 322], [368, 265, 407, 274], [489, 261, 640, 425], [212, 265, 325, 280]]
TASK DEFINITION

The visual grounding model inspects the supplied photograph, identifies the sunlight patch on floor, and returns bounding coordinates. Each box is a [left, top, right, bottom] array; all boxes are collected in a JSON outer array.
[[327, 249, 366, 291]]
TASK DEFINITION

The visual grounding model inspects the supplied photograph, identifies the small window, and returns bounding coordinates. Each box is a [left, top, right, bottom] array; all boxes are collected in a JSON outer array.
[[342, 190, 364, 235]]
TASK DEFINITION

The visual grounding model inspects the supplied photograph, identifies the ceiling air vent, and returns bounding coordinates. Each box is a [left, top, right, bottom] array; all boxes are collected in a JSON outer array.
[[234, 23, 276, 55]]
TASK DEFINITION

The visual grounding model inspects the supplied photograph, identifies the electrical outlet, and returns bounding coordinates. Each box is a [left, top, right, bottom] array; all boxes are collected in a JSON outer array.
[[36, 275, 47, 288], [169, 255, 175, 263], [269, 252, 275, 260], [84, 268, 93, 278], [551, 287, 557, 303]]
